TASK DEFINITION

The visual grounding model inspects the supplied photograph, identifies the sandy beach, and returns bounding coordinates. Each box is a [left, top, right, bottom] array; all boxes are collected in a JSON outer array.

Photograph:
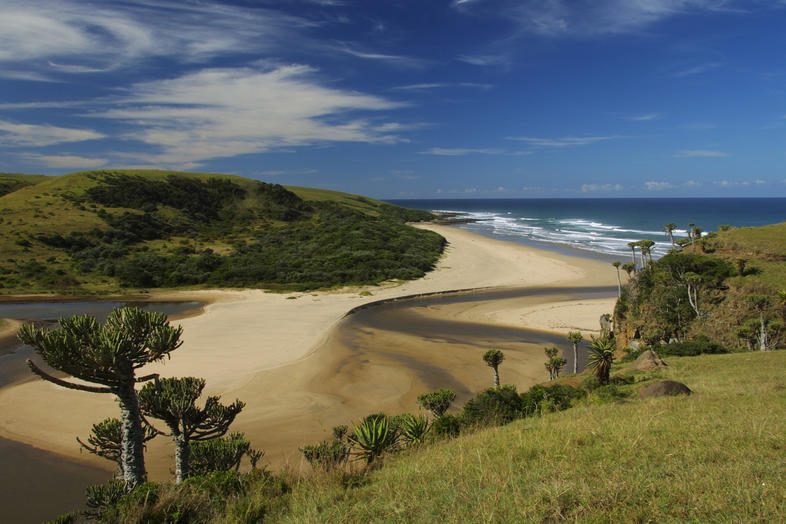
[[0, 224, 617, 476]]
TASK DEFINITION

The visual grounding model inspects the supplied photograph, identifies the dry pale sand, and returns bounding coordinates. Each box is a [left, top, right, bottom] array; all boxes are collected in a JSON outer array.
[[0, 224, 617, 476]]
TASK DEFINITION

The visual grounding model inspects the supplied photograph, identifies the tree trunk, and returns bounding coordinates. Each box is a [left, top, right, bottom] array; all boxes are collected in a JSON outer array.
[[759, 311, 768, 351], [492, 367, 500, 388], [174, 433, 190, 483], [117, 384, 147, 487], [572, 343, 578, 374]]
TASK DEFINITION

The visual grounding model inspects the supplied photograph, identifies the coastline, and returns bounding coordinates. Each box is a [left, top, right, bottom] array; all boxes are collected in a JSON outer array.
[[0, 223, 618, 476]]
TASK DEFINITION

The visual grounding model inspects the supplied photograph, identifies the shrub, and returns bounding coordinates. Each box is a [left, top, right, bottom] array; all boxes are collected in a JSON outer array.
[[655, 336, 728, 356], [300, 438, 351, 470], [431, 414, 461, 439], [461, 385, 523, 427], [189, 433, 250, 476], [521, 384, 583, 416]]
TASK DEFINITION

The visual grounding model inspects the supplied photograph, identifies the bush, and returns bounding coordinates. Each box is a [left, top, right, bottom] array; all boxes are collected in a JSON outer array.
[[655, 336, 728, 356], [189, 433, 250, 475], [300, 438, 351, 470], [431, 414, 461, 439], [521, 384, 583, 416], [461, 385, 523, 427]]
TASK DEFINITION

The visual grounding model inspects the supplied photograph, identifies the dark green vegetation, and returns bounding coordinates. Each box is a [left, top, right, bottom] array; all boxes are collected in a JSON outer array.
[[0, 170, 443, 293], [615, 222, 786, 350], [0, 173, 51, 197]]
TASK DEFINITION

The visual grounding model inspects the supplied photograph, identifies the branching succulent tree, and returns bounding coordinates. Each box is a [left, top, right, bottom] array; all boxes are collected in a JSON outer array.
[[567, 331, 583, 374], [621, 262, 635, 279], [627, 242, 638, 272], [747, 295, 772, 351], [77, 417, 158, 478], [482, 349, 504, 387], [138, 376, 245, 483], [18, 307, 183, 487], [417, 389, 456, 418], [544, 346, 566, 380]]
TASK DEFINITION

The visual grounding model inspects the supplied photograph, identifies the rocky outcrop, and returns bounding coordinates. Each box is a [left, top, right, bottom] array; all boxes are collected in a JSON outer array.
[[638, 380, 692, 398]]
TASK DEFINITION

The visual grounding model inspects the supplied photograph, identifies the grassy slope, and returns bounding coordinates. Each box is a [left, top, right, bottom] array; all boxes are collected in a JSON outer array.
[[0, 170, 441, 294], [0, 173, 51, 197], [277, 352, 786, 523]]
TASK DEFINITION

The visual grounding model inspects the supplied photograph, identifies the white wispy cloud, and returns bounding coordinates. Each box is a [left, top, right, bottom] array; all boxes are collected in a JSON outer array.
[[419, 147, 504, 156], [336, 46, 429, 68], [456, 53, 511, 67], [454, 0, 741, 38], [0, 120, 104, 146], [392, 82, 493, 91], [674, 149, 729, 157], [625, 113, 661, 121], [19, 153, 108, 169], [0, 0, 313, 73], [672, 62, 723, 77], [507, 136, 618, 147], [581, 183, 623, 192], [85, 65, 404, 167]]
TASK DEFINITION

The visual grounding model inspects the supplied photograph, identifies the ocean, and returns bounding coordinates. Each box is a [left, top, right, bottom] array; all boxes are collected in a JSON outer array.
[[388, 198, 786, 261]]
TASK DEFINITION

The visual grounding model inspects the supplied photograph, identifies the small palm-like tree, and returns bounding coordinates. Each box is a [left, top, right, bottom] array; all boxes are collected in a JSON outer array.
[[567, 331, 583, 374], [482, 349, 505, 387], [627, 241, 638, 271], [621, 262, 635, 278], [587, 336, 616, 386], [612, 262, 622, 297], [664, 223, 677, 249]]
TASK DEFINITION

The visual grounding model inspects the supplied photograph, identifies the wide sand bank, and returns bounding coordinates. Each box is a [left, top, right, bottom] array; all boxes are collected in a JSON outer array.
[[0, 224, 617, 475]]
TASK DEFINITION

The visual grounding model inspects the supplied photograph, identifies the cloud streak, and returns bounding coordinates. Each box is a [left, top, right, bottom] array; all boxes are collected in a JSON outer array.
[[454, 0, 740, 38], [507, 135, 618, 147], [86, 65, 404, 167], [419, 147, 503, 156], [674, 149, 729, 157], [0, 120, 104, 146]]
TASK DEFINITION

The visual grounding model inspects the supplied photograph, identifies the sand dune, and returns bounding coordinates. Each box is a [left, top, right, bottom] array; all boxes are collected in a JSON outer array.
[[0, 224, 617, 475]]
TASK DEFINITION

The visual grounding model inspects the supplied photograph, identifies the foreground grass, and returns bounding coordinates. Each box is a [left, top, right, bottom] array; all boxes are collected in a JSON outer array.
[[274, 352, 786, 523]]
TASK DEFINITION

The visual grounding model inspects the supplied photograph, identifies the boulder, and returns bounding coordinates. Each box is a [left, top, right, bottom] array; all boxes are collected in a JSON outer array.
[[639, 380, 692, 398], [631, 350, 667, 371]]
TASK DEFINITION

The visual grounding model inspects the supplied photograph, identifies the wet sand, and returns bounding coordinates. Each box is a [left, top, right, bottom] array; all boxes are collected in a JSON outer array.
[[0, 223, 617, 488]]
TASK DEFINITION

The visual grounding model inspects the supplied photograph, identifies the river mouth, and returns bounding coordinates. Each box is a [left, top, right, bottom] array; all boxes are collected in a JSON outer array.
[[0, 299, 204, 524], [0, 287, 614, 521]]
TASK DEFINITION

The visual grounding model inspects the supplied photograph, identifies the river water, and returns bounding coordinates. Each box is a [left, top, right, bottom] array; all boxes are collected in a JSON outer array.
[[0, 300, 202, 523]]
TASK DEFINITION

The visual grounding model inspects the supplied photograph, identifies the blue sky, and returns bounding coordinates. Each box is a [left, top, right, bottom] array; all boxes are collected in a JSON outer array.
[[1, 0, 785, 198]]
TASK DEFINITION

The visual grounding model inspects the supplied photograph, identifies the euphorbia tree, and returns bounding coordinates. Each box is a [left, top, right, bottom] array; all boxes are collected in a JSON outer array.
[[77, 417, 158, 478], [482, 349, 504, 387], [18, 307, 183, 487], [567, 331, 583, 374], [138, 376, 244, 483]]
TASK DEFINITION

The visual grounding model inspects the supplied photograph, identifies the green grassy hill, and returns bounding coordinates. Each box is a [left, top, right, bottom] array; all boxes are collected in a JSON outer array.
[[0, 170, 443, 294], [0, 172, 51, 197], [85, 350, 786, 523]]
